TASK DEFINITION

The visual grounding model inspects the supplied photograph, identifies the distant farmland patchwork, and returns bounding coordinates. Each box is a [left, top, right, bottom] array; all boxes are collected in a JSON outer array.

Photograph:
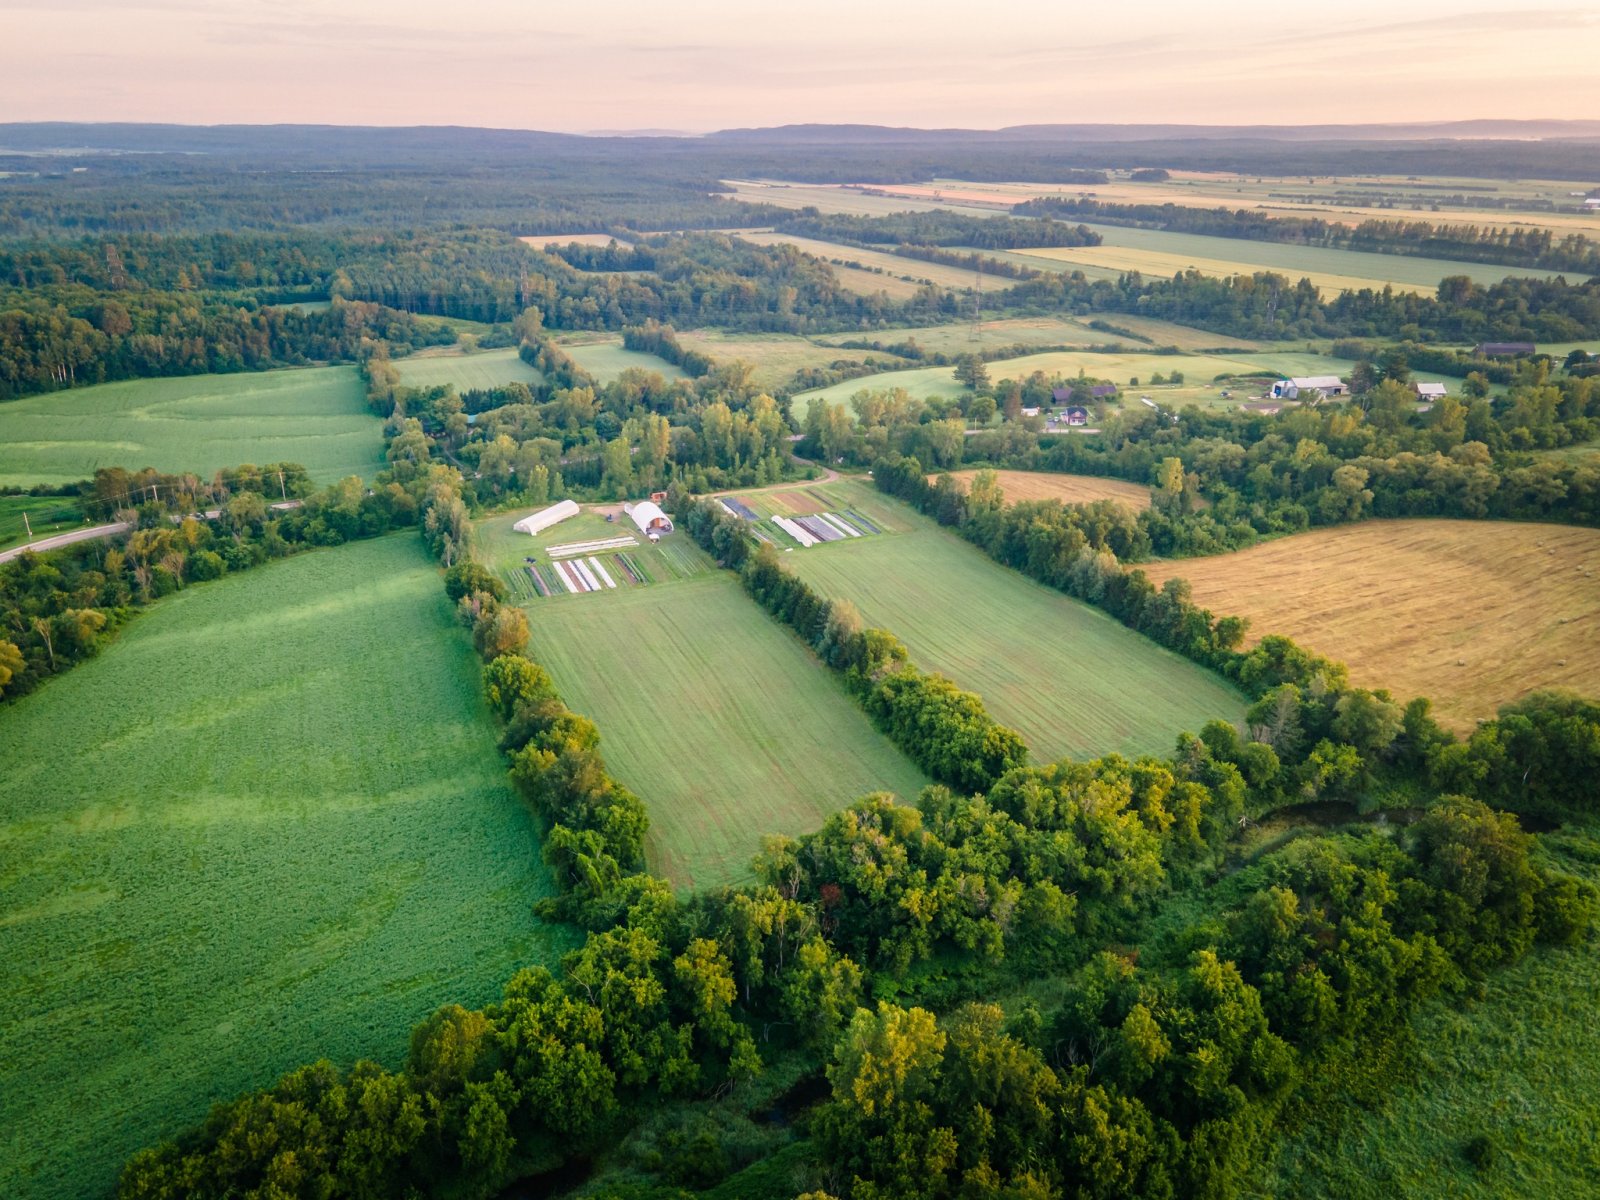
[[0, 366, 382, 488], [0, 536, 571, 1200], [782, 483, 1246, 762], [1170, 519, 1600, 732]]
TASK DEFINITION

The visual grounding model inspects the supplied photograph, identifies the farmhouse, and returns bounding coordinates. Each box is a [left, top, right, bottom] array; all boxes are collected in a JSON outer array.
[[1474, 342, 1536, 357], [1269, 375, 1348, 400], [1064, 405, 1089, 426], [513, 498, 580, 536], [625, 499, 674, 540], [1415, 381, 1448, 401]]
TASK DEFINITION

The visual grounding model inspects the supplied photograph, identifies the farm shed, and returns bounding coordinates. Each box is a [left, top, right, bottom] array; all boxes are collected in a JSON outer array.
[[1415, 381, 1448, 400], [1474, 342, 1536, 357], [625, 499, 674, 538], [1269, 375, 1347, 400], [513, 498, 580, 536]]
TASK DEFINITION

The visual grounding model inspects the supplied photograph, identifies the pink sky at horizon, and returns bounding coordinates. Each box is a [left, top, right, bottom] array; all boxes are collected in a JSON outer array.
[[3, 0, 1596, 132]]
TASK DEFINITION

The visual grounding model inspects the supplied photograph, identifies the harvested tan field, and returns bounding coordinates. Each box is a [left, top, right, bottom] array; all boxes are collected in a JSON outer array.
[[942, 470, 1154, 510], [519, 233, 635, 249], [1169, 520, 1600, 732]]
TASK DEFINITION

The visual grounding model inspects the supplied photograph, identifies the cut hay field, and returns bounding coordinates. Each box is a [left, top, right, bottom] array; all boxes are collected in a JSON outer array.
[[526, 574, 931, 888], [814, 314, 1261, 357], [0, 366, 382, 488], [553, 335, 689, 384], [783, 482, 1246, 762], [942, 469, 1154, 510], [1169, 519, 1600, 732], [519, 233, 636, 250], [0, 535, 570, 1200], [1254, 829, 1600, 1199], [391, 346, 545, 392]]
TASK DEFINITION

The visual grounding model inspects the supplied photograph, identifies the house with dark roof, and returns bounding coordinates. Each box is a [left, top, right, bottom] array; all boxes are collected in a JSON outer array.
[[1064, 405, 1089, 426], [1474, 342, 1536, 357]]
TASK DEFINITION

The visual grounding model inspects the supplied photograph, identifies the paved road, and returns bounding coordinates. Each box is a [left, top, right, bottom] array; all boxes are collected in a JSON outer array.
[[0, 500, 303, 565]]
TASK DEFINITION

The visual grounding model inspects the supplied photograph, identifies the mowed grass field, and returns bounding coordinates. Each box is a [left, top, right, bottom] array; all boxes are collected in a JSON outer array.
[[391, 346, 545, 391], [783, 483, 1246, 762], [553, 335, 689, 384], [1170, 520, 1600, 732], [526, 573, 932, 888], [0, 366, 382, 488], [1254, 829, 1600, 1199], [0, 535, 570, 1200], [734, 230, 1016, 293], [942, 469, 1153, 510]]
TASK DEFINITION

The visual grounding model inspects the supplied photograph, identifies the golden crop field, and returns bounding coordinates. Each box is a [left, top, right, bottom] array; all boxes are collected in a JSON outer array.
[[1169, 520, 1600, 732], [941, 469, 1153, 510]]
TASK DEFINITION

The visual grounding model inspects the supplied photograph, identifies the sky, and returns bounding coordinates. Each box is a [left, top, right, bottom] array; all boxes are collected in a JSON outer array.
[[3, 0, 1598, 131]]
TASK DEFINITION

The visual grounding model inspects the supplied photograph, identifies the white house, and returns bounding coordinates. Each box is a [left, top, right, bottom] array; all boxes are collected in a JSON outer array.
[[1269, 375, 1348, 400], [513, 498, 580, 536], [625, 499, 674, 540]]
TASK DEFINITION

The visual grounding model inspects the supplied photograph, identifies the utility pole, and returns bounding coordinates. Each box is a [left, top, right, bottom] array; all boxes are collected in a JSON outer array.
[[22, 511, 32, 543], [278, 469, 287, 501]]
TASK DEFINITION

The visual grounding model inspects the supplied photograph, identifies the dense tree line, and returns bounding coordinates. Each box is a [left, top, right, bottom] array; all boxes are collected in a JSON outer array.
[[1013, 195, 1600, 275], [622, 320, 716, 377]]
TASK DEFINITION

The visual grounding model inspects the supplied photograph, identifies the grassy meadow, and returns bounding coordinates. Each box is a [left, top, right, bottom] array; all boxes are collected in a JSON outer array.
[[391, 346, 546, 391], [477, 503, 930, 888], [734, 230, 1016, 292], [1170, 519, 1600, 732], [673, 329, 913, 390], [0, 366, 382, 488], [788, 347, 1344, 417], [781, 482, 1246, 762], [553, 335, 689, 384], [0, 535, 570, 1200], [1253, 828, 1600, 1199], [0, 494, 86, 550]]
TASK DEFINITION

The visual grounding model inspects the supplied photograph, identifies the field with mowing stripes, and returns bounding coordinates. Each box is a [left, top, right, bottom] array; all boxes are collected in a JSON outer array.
[[1169, 519, 1600, 732], [527, 573, 931, 888], [0, 535, 570, 1200], [0, 366, 382, 487], [782, 483, 1246, 763]]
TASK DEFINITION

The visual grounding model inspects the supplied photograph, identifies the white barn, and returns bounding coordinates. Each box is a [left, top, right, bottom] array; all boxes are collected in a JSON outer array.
[[513, 498, 580, 536], [1269, 375, 1348, 400], [1414, 381, 1448, 400], [625, 499, 674, 540]]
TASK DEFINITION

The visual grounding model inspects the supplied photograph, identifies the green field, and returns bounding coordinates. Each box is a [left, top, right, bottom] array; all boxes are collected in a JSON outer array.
[[673, 329, 914, 390], [789, 347, 1346, 416], [477, 502, 930, 888], [0, 366, 382, 488], [0, 494, 85, 550], [1253, 829, 1600, 1199], [782, 482, 1247, 762], [391, 346, 545, 391], [554, 335, 689, 384], [0, 535, 570, 1200], [527, 573, 931, 888]]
